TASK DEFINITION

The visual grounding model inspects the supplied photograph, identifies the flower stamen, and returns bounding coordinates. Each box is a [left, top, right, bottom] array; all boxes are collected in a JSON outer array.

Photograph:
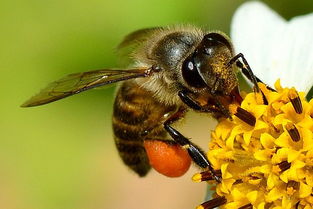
[[288, 88, 303, 114], [277, 160, 291, 172], [286, 180, 299, 195], [198, 81, 313, 208], [265, 203, 273, 209], [192, 170, 222, 182], [238, 203, 253, 209], [285, 122, 301, 142], [196, 196, 227, 209], [229, 104, 256, 126], [234, 179, 243, 184], [295, 201, 300, 209]]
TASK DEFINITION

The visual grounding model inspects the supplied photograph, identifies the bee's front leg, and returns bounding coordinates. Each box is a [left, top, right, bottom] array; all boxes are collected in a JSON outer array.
[[227, 53, 260, 92], [179, 90, 231, 118], [228, 53, 276, 92], [163, 108, 221, 182], [178, 90, 205, 111]]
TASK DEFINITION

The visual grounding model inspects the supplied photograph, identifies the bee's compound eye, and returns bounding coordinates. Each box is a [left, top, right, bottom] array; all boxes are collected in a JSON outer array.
[[144, 140, 191, 177], [182, 58, 206, 88]]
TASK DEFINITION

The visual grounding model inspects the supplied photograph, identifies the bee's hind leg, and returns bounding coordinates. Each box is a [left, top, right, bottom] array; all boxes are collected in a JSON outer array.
[[163, 108, 221, 182]]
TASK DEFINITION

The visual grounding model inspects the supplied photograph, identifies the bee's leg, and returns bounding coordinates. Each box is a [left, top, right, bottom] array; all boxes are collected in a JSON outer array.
[[178, 90, 223, 113], [228, 53, 276, 92], [227, 53, 260, 92], [211, 95, 232, 119], [163, 109, 221, 182], [210, 79, 232, 119], [236, 61, 276, 92], [178, 90, 206, 111]]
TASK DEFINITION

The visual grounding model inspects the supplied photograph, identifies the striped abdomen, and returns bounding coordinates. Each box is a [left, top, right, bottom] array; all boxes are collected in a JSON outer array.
[[112, 81, 176, 176]]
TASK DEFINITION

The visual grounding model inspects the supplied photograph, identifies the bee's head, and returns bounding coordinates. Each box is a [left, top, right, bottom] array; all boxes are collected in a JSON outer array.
[[181, 32, 238, 95]]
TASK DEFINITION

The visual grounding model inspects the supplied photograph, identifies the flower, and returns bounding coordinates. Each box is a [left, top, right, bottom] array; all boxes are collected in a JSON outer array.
[[194, 81, 313, 209], [192, 2, 313, 209]]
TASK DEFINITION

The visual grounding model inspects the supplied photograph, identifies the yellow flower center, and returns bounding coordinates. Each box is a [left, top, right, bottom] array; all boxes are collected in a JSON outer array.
[[193, 80, 313, 209]]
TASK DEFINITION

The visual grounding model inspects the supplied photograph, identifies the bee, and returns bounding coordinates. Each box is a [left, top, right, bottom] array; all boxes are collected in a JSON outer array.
[[21, 25, 258, 181]]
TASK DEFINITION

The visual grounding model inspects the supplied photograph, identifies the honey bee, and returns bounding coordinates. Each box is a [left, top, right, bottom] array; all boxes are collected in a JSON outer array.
[[21, 25, 258, 181]]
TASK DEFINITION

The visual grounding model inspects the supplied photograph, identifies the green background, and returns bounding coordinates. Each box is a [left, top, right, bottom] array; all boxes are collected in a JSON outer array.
[[1, 0, 312, 209]]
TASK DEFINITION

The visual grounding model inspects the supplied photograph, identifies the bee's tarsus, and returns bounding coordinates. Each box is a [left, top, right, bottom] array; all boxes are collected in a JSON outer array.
[[229, 53, 260, 93], [233, 55, 276, 92]]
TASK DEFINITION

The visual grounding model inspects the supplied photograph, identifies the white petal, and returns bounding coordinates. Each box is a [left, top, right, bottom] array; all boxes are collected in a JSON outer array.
[[278, 14, 313, 93], [231, 2, 286, 87], [231, 1, 313, 93]]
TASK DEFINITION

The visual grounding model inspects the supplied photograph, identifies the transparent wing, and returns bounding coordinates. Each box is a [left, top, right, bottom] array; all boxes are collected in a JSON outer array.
[[117, 27, 161, 50], [21, 68, 150, 107], [116, 27, 161, 65]]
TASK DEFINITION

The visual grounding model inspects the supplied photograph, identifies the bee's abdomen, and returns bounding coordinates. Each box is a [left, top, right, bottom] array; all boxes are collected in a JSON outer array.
[[112, 81, 175, 177]]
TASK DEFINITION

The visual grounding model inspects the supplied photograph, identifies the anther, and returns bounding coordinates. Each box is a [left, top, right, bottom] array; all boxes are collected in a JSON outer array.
[[229, 104, 256, 126], [285, 122, 301, 142], [234, 179, 243, 184], [239, 203, 253, 209], [196, 196, 227, 209], [295, 201, 300, 209], [261, 90, 268, 105], [249, 175, 261, 180], [192, 170, 222, 182], [277, 161, 291, 172], [265, 203, 273, 209], [286, 180, 299, 195], [289, 88, 303, 114]]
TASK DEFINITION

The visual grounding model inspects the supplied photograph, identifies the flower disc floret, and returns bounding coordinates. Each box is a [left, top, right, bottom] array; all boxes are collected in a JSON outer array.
[[197, 80, 313, 209]]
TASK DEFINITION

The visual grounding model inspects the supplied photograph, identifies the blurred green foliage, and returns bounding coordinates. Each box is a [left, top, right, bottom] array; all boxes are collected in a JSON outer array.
[[0, 0, 312, 209]]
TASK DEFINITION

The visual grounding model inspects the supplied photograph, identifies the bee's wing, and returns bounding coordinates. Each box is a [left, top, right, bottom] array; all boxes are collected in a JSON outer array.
[[117, 27, 162, 65], [21, 68, 150, 107], [117, 27, 161, 49]]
